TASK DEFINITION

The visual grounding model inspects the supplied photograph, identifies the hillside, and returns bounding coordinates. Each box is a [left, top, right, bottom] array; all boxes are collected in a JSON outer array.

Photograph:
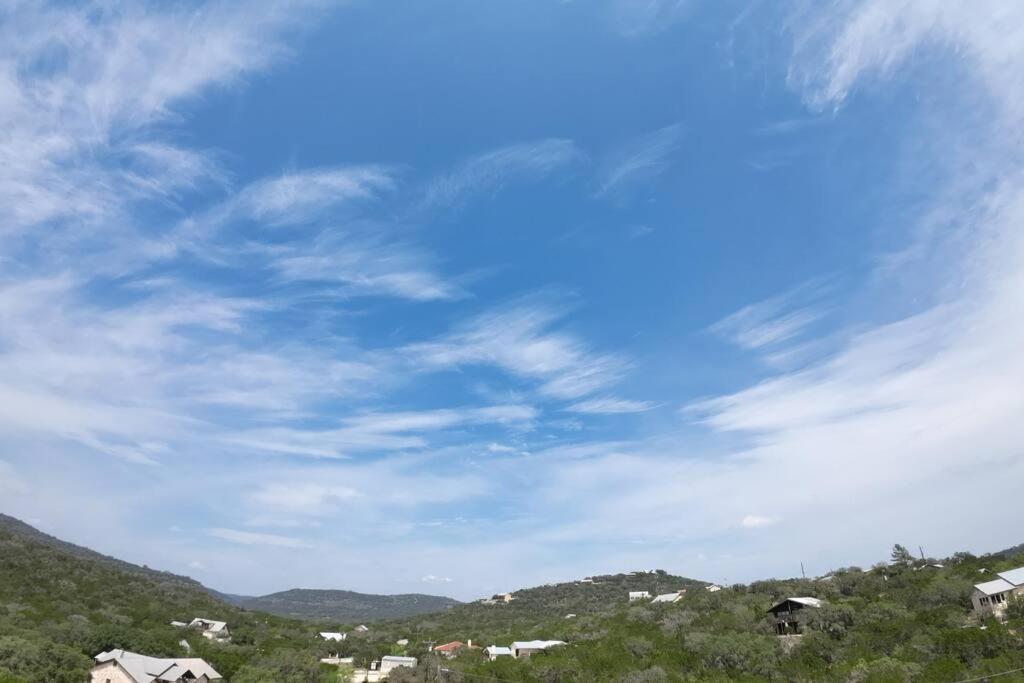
[[0, 514, 344, 682], [4, 513, 1024, 682], [224, 588, 460, 622]]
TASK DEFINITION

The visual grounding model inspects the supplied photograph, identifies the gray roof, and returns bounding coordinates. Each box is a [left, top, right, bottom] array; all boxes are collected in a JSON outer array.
[[769, 597, 823, 612], [189, 618, 227, 632], [381, 655, 417, 665], [997, 567, 1024, 586], [94, 650, 221, 682], [511, 640, 565, 651], [485, 646, 512, 655], [975, 578, 1015, 596]]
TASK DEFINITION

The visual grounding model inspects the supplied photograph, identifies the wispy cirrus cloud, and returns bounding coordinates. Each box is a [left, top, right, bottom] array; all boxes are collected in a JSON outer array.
[[567, 397, 657, 414], [596, 123, 683, 198], [422, 138, 584, 210], [405, 301, 629, 400], [221, 404, 537, 458], [208, 528, 313, 549]]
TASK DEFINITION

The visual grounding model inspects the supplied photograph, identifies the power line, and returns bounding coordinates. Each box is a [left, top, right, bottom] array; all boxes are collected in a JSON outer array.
[[955, 666, 1024, 682]]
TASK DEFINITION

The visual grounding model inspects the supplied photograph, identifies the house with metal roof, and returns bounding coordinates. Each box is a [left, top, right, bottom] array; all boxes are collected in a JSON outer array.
[[651, 589, 686, 604], [767, 597, 823, 635], [187, 618, 229, 641], [485, 645, 513, 660], [628, 590, 650, 601], [90, 649, 221, 683], [510, 640, 565, 658], [380, 655, 417, 674], [972, 566, 1024, 617]]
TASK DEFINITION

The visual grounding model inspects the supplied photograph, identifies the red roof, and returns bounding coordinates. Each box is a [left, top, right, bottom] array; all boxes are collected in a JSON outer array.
[[434, 641, 464, 652]]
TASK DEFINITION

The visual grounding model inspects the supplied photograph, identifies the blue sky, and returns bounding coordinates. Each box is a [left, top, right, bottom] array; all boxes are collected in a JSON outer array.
[[2, 0, 1024, 600]]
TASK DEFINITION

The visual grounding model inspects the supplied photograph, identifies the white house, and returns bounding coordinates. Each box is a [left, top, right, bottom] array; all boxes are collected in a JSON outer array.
[[188, 618, 229, 641], [705, 584, 722, 593], [485, 646, 513, 660], [767, 597, 823, 635], [380, 656, 417, 674], [628, 591, 650, 601], [651, 590, 686, 604], [354, 624, 370, 632], [318, 632, 347, 642], [90, 650, 221, 683], [511, 640, 565, 658], [972, 567, 1024, 617]]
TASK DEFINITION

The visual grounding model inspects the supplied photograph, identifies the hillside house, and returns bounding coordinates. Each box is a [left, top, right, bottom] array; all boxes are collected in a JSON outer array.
[[651, 590, 686, 604], [705, 584, 722, 592], [972, 567, 1024, 618], [380, 656, 417, 674], [354, 624, 370, 632], [628, 591, 651, 601], [90, 649, 221, 683], [767, 597, 823, 635], [433, 640, 478, 658], [511, 640, 565, 658], [318, 631, 347, 642], [485, 645, 513, 660], [187, 618, 229, 641]]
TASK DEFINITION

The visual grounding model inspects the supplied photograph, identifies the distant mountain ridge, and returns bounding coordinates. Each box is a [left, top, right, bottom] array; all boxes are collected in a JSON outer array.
[[0, 512, 459, 624], [222, 588, 461, 622]]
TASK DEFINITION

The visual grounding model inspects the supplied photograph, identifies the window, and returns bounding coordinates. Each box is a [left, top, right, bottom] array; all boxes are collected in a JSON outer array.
[[980, 596, 990, 605]]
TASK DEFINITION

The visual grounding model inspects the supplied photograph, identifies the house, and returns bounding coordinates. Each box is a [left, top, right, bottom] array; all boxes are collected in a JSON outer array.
[[318, 631, 347, 642], [90, 649, 222, 683], [494, 592, 515, 603], [187, 618, 229, 641], [433, 640, 477, 658], [628, 591, 650, 601], [319, 656, 354, 666], [705, 584, 722, 593], [767, 597, 823, 635], [395, 638, 409, 646], [168, 621, 187, 628], [354, 624, 370, 632], [380, 656, 417, 674], [651, 590, 686, 604], [972, 566, 1024, 617], [510, 640, 565, 658], [564, 613, 577, 619], [485, 645, 513, 661]]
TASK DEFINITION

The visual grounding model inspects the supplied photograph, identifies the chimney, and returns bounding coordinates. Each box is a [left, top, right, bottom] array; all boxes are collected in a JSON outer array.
[[468, 639, 473, 648]]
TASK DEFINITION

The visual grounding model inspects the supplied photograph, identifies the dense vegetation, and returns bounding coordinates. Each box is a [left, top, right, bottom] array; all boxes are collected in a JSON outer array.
[[3, 512, 1024, 682], [0, 515, 342, 682], [224, 588, 460, 622]]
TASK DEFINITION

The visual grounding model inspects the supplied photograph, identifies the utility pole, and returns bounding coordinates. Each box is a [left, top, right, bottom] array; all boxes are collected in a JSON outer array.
[[800, 561, 806, 579], [919, 546, 925, 561]]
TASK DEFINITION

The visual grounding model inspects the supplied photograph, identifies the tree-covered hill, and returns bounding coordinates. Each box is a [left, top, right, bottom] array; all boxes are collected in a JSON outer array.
[[374, 549, 1024, 682], [5, 511, 1024, 682], [224, 588, 460, 622], [0, 515, 344, 682]]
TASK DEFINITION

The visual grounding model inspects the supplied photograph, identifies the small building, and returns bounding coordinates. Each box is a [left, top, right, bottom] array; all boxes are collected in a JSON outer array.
[[510, 640, 565, 658], [564, 613, 577, 619], [651, 590, 686, 604], [380, 656, 417, 674], [433, 640, 476, 658], [169, 621, 187, 628], [187, 618, 229, 641], [485, 645, 513, 661], [90, 649, 222, 683], [318, 631, 347, 642], [354, 624, 370, 633], [395, 638, 409, 646], [767, 597, 823, 635], [972, 567, 1024, 618], [705, 584, 722, 593], [319, 656, 353, 666], [494, 592, 515, 603], [628, 591, 650, 601]]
